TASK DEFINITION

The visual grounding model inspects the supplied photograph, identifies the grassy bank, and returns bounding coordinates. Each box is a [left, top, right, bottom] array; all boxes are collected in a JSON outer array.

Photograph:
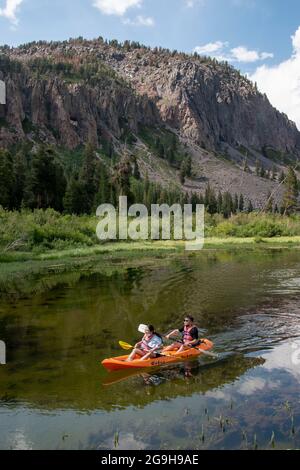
[[1, 208, 300, 253], [1, 207, 300, 261], [1, 208, 300, 296]]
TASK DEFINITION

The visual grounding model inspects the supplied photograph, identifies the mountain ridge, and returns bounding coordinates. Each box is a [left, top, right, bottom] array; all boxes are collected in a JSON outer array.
[[0, 37, 299, 208]]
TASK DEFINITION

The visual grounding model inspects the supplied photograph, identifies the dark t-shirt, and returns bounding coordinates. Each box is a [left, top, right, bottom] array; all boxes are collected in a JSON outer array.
[[179, 326, 199, 340]]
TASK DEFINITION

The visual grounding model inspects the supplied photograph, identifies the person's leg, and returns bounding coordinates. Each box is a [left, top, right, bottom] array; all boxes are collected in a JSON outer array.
[[164, 342, 182, 352], [126, 348, 145, 362], [138, 350, 153, 361], [176, 343, 190, 354]]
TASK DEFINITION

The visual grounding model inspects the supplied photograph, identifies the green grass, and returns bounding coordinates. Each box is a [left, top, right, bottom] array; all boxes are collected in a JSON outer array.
[[206, 212, 300, 238], [1, 209, 300, 256]]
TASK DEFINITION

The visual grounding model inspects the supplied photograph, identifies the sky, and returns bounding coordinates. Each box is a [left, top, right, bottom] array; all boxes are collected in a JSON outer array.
[[1, 0, 300, 129]]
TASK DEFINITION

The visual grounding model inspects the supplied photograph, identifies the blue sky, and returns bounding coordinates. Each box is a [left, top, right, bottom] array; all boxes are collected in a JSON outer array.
[[1, 0, 300, 127]]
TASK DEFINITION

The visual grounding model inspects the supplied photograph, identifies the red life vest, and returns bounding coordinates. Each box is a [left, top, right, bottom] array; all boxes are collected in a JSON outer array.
[[182, 325, 195, 344], [141, 334, 154, 351]]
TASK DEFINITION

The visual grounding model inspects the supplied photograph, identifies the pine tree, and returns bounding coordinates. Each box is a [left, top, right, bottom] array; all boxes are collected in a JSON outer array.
[[247, 200, 254, 213], [283, 166, 299, 215], [185, 155, 192, 177], [191, 193, 199, 212], [0, 148, 15, 209], [180, 160, 186, 185], [170, 133, 177, 153], [167, 147, 175, 164], [217, 191, 223, 213], [260, 166, 266, 178], [94, 164, 112, 209], [64, 173, 86, 214], [23, 145, 66, 210], [233, 194, 239, 214], [143, 171, 150, 206], [243, 158, 250, 173], [205, 185, 217, 214], [113, 153, 134, 203], [238, 194, 244, 212], [79, 142, 97, 212], [255, 159, 260, 176], [13, 149, 27, 209], [222, 192, 233, 218], [158, 142, 165, 159], [133, 158, 141, 180]]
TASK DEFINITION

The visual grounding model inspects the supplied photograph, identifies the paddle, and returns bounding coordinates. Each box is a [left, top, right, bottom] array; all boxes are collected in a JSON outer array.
[[137, 324, 218, 358], [119, 341, 134, 350], [119, 340, 173, 357]]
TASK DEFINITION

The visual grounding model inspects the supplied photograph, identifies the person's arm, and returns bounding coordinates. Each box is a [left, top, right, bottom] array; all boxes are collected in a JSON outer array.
[[165, 329, 180, 339], [138, 345, 160, 361]]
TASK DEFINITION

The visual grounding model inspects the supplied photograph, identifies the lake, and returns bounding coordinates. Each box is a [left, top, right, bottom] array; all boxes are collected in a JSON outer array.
[[1, 249, 300, 450]]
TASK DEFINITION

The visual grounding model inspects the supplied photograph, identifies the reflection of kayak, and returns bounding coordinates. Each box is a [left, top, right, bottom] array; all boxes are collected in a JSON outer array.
[[102, 369, 166, 387], [102, 368, 146, 386], [101, 339, 214, 372]]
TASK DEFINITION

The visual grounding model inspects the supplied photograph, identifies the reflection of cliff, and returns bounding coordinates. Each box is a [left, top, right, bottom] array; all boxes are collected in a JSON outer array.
[[0, 354, 265, 412]]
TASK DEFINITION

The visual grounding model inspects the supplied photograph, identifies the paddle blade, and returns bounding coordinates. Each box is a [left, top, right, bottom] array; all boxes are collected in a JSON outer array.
[[119, 341, 133, 350], [138, 324, 148, 334]]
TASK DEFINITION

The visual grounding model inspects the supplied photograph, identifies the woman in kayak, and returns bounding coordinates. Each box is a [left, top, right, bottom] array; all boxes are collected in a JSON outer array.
[[164, 316, 200, 353], [126, 325, 163, 362]]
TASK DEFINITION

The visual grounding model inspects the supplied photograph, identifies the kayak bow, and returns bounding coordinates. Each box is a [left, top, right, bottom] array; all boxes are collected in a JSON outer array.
[[101, 339, 214, 372]]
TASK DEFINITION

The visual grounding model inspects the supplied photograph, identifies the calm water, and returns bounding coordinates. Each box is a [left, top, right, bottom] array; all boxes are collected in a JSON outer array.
[[1, 249, 300, 450]]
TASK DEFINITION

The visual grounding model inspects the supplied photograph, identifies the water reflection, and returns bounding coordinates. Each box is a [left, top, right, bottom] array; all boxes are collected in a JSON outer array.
[[1, 250, 300, 449]]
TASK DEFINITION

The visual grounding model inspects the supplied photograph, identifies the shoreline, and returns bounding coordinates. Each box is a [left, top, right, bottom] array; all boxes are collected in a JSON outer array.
[[1, 237, 300, 297], [2, 236, 300, 263]]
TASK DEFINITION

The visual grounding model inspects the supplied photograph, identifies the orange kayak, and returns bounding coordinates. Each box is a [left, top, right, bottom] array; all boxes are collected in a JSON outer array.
[[102, 339, 214, 372]]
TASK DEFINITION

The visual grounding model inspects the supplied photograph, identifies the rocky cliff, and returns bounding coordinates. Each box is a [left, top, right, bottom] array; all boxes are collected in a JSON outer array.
[[0, 38, 299, 207], [0, 54, 158, 149]]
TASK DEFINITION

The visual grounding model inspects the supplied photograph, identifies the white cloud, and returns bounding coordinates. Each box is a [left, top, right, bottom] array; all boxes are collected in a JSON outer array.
[[0, 0, 23, 24], [194, 41, 273, 63], [93, 0, 142, 16], [231, 46, 260, 62], [250, 26, 300, 130], [231, 46, 274, 63], [194, 41, 228, 55], [123, 15, 154, 27]]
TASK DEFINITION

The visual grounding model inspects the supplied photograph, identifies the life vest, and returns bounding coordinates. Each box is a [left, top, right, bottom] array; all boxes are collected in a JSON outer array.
[[141, 334, 162, 351], [182, 325, 195, 344]]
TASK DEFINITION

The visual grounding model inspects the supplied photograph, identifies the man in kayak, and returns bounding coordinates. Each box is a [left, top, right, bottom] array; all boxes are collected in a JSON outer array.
[[126, 325, 163, 362], [164, 316, 200, 353]]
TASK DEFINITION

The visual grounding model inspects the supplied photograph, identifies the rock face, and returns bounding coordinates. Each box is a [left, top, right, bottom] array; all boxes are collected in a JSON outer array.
[[0, 38, 300, 208], [1, 39, 299, 154], [109, 52, 300, 154], [0, 60, 158, 149]]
